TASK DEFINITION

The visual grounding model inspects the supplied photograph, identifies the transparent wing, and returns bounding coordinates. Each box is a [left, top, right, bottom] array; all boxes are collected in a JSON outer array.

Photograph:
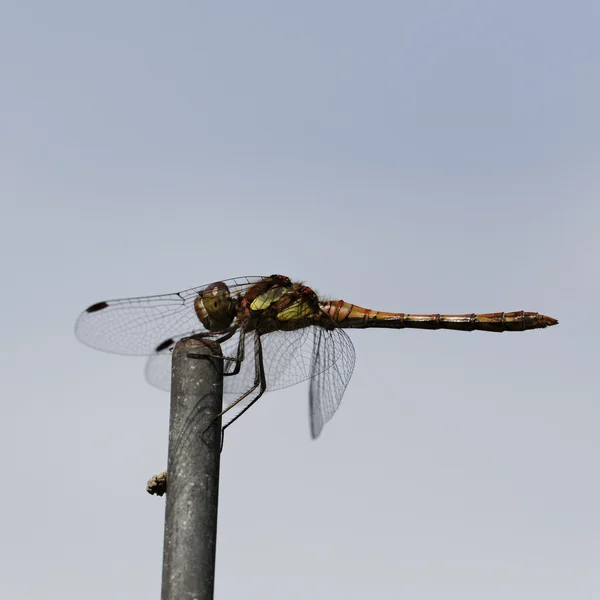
[[226, 328, 321, 395], [144, 324, 356, 430], [74, 276, 266, 355], [309, 327, 356, 438], [144, 349, 174, 392], [146, 327, 321, 395], [144, 330, 251, 393]]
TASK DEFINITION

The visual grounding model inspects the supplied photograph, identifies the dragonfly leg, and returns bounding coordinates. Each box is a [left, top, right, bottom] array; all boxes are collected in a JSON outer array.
[[220, 329, 246, 377], [202, 331, 266, 441], [221, 335, 267, 438], [186, 328, 245, 368]]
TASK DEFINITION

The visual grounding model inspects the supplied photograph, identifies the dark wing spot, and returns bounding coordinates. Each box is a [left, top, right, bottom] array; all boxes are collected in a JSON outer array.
[[155, 338, 175, 352], [86, 301, 109, 313]]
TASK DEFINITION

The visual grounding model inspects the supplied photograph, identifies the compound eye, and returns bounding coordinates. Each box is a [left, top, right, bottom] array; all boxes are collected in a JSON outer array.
[[196, 281, 236, 331], [203, 281, 231, 302]]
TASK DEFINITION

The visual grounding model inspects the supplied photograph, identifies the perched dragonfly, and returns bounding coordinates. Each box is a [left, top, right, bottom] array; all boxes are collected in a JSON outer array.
[[75, 274, 558, 438]]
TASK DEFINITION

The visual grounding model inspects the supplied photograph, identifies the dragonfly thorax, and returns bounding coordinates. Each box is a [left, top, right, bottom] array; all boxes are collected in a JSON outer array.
[[194, 281, 237, 332], [245, 282, 322, 332]]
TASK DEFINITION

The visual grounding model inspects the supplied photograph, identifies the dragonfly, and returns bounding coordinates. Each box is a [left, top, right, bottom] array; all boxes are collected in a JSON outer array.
[[75, 274, 558, 438]]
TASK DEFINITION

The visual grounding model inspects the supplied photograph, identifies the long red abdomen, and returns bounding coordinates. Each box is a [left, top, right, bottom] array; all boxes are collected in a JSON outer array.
[[320, 300, 558, 332]]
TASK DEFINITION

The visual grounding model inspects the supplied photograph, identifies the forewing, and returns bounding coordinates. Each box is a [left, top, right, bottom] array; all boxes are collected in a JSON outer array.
[[75, 276, 265, 355], [309, 327, 356, 438]]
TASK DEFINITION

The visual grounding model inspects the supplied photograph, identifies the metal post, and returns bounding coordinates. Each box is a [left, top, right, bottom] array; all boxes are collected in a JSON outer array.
[[161, 338, 223, 600]]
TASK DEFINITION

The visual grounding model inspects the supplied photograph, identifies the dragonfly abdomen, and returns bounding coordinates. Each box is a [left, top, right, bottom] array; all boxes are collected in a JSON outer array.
[[320, 301, 558, 332]]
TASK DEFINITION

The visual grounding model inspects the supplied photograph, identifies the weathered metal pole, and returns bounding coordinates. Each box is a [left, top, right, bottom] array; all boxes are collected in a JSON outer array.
[[161, 338, 223, 600]]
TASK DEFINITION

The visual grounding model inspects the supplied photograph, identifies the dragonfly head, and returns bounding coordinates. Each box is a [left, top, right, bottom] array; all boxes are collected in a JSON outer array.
[[194, 281, 237, 331]]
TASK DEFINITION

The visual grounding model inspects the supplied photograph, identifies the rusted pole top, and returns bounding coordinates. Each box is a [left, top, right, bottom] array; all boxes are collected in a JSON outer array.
[[161, 338, 223, 600]]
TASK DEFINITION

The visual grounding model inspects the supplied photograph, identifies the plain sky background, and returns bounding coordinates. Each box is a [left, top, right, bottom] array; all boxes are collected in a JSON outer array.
[[1, 2, 599, 598]]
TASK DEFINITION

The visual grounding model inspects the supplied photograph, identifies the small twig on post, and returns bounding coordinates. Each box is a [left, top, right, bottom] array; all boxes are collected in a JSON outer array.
[[147, 471, 168, 496], [160, 338, 223, 600]]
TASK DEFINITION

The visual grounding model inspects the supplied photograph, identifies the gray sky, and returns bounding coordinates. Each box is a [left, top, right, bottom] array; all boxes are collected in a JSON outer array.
[[1, 2, 598, 598]]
